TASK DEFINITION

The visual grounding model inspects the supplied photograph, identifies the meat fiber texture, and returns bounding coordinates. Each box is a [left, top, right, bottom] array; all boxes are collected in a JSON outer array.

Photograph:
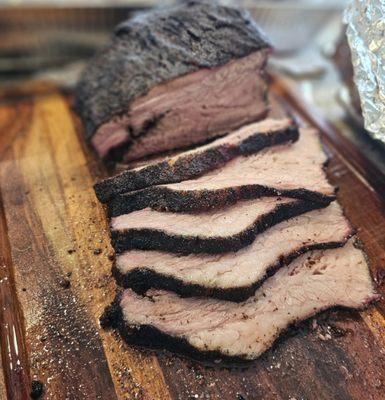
[[107, 127, 336, 217], [110, 197, 325, 254], [74, 1, 271, 164], [113, 202, 354, 301], [101, 240, 378, 361], [94, 118, 298, 203]]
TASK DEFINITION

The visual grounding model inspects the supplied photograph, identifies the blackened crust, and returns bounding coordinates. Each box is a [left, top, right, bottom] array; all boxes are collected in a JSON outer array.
[[100, 291, 378, 365], [112, 240, 353, 302], [94, 124, 299, 203], [110, 199, 329, 254], [100, 293, 256, 364], [75, 1, 271, 139], [108, 185, 336, 217], [101, 112, 169, 167]]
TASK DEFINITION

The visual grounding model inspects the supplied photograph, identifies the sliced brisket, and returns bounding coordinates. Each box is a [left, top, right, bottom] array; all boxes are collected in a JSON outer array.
[[110, 197, 324, 254], [101, 240, 377, 361], [113, 202, 354, 301], [95, 118, 298, 203], [75, 2, 271, 164], [108, 127, 335, 216]]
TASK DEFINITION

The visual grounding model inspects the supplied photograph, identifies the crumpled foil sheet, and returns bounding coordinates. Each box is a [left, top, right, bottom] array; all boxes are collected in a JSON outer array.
[[344, 0, 385, 142]]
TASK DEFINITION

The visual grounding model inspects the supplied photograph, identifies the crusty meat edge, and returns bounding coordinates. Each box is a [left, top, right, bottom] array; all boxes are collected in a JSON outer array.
[[108, 184, 336, 217], [111, 238, 353, 302], [100, 303, 376, 365], [101, 270, 377, 366], [110, 199, 328, 254], [74, 1, 271, 139], [100, 292, 254, 365], [94, 122, 298, 203], [102, 105, 270, 167]]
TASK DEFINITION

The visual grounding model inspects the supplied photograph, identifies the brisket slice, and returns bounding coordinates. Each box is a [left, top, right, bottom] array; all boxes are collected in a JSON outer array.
[[75, 2, 271, 163], [110, 197, 324, 254], [108, 128, 335, 217], [101, 240, 378, 361], [113, 202, 354, 301], [94, 118, 298, 203]]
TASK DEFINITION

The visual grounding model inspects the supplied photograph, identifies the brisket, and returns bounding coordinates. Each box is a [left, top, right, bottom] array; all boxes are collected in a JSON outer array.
[[110, 197, 324, 254], [95, 118, 298, 203], [113, 202, 354, 301], [101, 240, 378, 361], [108, 127, 335, 216], [75, 1, 271, 164]]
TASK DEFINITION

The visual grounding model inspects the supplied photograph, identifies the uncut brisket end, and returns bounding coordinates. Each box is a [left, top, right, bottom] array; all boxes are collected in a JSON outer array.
[[113, 51, 269, 164], [110, 197, 325, 254], [113, 202, 354, 301], [75, 1, 271, 164], [101, 240, 378, 361], [94, 118, 298, 203], [108, 128, 336, 217]]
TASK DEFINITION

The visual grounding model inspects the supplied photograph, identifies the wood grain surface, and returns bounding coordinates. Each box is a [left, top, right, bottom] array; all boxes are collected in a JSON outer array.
[[0, 80, 384, 400]]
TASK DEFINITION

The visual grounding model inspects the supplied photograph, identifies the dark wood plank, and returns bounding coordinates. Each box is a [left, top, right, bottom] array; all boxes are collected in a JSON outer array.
[[0, 101, 32, 159], [0, 362, 7, 400], [0, 91, 173, 400], [0, 182, 31, 400], [0, 101, 117, 399]]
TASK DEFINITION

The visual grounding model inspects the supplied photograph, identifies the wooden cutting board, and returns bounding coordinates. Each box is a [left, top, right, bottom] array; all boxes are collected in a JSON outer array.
[[0, 78, 385, 400]]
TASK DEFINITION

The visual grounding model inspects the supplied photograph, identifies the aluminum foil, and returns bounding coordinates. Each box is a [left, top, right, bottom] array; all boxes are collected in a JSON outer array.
[[344, 0, 385, 142]]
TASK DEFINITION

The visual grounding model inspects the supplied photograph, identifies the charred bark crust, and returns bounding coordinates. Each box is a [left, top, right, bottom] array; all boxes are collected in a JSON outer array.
[[100, 292, 255, 364], [75, 1, 271, 139], [110, 199, 329, 254], [94, 124, 298, 203], [100, 288, 375, 365], [111, 240, 351, 302], [108, 184, 336, 217]]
